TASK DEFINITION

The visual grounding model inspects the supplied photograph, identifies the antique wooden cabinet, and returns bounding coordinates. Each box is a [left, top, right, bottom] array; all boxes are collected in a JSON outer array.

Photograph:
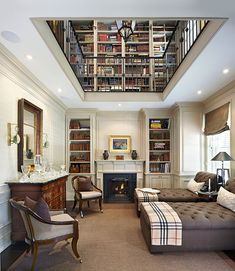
[[7, 175, 68, 241]]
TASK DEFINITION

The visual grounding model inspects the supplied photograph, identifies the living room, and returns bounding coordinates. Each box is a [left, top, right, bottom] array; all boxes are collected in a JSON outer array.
[[1, 1, 235, 270]]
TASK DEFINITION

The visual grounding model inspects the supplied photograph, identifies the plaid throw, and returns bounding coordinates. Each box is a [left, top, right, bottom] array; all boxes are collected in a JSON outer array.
[[142, 202, 182, 246], [135, 188, 159, 211]]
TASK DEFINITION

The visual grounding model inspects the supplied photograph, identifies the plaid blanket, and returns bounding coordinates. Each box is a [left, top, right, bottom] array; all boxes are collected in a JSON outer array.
[[142, 202, 182, 246], [135, 188, 159, 211]]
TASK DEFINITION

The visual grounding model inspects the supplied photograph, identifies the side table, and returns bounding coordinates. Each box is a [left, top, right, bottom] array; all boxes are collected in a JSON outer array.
[[197, 191, 218, 202]]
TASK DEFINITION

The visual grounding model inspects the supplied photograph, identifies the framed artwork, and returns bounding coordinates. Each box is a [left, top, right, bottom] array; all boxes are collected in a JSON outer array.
[[109, 135, 131, 153]]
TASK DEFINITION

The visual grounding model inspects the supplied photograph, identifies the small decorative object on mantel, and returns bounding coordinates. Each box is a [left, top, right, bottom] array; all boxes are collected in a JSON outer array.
[[103, 150, 109, 160], [131, 150, 137, 160], [116, 155, 124, 160]]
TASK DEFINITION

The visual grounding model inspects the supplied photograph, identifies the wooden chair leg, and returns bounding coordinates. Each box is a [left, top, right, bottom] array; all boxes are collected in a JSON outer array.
[[87, 200, 90, 207], [72, 196, 77, 210], [31, 243, 38, 271], [71, 237, 82, 263], [99, 197, 103, 213], [79, 200, 84, 218]]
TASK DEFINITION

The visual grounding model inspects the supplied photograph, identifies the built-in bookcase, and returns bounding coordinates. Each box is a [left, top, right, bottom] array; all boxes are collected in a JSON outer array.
[[149, 118, 171, 174], [68, 118, 91, 174]]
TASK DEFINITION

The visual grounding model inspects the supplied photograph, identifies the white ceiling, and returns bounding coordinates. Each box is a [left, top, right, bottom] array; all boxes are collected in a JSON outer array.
[[0, 0, 235, 111]]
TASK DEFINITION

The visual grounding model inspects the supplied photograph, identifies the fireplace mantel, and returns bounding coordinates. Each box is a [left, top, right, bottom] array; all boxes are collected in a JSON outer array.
[[95, 160, 145, 189]]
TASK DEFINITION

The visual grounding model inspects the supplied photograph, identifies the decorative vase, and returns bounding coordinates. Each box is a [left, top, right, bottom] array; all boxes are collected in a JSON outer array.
[[26, 149, 33, 159], [131, 150, 137, 160], [103, 150, 109, 160]]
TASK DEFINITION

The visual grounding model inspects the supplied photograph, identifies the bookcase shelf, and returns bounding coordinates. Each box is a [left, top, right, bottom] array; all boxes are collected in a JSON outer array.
[[68, 118, 91, 174], [148, 118, 171, 174]]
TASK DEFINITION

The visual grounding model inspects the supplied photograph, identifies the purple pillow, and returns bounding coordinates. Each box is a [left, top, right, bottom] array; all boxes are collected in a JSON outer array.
[[24, 196, 51, 221]]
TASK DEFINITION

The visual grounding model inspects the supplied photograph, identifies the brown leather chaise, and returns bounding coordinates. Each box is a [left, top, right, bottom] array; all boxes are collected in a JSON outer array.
[[140, 179, 235, 253], [135, 171, 217, 216]]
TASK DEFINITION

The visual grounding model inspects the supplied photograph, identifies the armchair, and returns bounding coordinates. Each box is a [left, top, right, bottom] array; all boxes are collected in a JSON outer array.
[[9, 197, 82, 271], [71, 175, 103, 218]]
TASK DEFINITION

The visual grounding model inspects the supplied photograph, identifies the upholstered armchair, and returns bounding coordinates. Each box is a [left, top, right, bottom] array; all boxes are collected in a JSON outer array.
[[71, 175, 103, 218], [9, 197, 82, 271]]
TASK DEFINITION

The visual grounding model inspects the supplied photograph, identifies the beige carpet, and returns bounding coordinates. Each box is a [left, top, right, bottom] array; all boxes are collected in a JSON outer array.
[[9, 203, 235, 271]]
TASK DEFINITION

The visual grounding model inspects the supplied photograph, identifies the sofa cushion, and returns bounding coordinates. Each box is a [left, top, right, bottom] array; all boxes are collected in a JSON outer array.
[[217, 186, 235, 212], [187, 179, 205, 193]]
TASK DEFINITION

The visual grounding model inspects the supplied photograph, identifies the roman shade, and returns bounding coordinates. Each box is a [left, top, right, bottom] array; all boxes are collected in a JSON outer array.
[[204, 102, 230, 136]]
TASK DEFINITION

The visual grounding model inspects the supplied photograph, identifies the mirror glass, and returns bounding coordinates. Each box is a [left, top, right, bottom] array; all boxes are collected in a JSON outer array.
[[18, 99, 43, 171]]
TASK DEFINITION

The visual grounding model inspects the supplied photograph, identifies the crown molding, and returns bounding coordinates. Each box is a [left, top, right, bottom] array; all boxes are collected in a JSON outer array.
[[0, 43, 67, 113]]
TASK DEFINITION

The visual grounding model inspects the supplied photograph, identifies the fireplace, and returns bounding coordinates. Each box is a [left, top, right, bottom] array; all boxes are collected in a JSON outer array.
[[103, 173, 137, 203]]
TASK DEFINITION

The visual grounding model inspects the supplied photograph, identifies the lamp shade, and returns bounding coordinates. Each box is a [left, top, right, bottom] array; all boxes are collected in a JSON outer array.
[[211, 152, 234, 161]]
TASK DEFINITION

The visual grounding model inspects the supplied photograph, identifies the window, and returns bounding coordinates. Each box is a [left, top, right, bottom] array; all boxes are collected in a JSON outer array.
[[207, 130, 230, 177]]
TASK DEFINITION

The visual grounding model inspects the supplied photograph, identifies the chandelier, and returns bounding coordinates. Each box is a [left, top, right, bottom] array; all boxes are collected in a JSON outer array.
[[116, 20, 135, 42]]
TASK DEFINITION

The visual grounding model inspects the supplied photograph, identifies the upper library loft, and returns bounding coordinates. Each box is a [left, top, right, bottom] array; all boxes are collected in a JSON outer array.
[[45, 19, 221, 97]]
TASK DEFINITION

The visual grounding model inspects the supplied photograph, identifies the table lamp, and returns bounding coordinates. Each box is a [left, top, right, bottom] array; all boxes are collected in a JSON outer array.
[[211, 151, 233, 186]]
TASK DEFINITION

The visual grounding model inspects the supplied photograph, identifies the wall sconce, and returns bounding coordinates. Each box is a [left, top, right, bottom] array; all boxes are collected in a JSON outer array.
[[7, 123, 20, 145], [43, 133, 49, 148]]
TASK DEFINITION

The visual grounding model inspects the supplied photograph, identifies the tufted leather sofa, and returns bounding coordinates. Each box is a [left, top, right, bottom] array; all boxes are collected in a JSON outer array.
[[135, 171, 217, 216], [140, 200, 235, 252]]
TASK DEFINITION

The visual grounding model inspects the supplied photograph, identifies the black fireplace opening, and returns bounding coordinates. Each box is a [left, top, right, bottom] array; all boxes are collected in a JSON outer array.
[[103, 173, 137, 203]]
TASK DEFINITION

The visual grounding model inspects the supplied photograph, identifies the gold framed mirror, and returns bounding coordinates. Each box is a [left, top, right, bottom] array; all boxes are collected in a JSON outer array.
[[17, 99, 43, 171]]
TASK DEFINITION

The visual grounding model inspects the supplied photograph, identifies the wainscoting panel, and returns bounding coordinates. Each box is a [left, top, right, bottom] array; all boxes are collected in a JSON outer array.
[[0, 184, 11, 253]]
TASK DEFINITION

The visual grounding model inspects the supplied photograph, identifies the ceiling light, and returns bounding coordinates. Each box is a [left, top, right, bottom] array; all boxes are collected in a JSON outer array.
[[197, 90, 202, 95], [57, 88, 62, 93], [116, 20, 135, 42], [26, 54, 33, 60], [1, 31, 20, 43], [223, 68, 229, 74]]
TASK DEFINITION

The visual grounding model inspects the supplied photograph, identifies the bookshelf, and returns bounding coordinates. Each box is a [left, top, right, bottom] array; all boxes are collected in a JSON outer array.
[[69, 20, 177, 92], [149, 118, 171, 174], [68, 118, 91, 174]]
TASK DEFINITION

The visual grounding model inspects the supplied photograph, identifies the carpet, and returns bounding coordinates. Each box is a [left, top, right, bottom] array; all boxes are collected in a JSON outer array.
[[8, 203, 235, 271]]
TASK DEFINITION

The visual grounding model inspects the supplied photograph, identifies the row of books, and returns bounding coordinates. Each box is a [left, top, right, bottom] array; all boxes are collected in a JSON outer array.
[[69, 164, 90, 173], [150, 153, 170, 161], [70, 153, 90, 162], [150, 131, 170, 140], [150, 141, 170, 150], [98, 33, 121, 42], [149, 119, 169, 129], [149, 162, 170, 173], [70, 143, 90, 151], [70, 131, 90, 140], [98, 44, 121, 53], [126, 44, 149, 52]]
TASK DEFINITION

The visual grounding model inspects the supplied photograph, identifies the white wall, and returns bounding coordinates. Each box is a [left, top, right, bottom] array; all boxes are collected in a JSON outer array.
[[96, 111, 142, 160], [0, 50, 66, 252]]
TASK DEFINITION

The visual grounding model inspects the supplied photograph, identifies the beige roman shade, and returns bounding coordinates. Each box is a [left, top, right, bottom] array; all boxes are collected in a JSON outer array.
[[204, 102, 230, 136]]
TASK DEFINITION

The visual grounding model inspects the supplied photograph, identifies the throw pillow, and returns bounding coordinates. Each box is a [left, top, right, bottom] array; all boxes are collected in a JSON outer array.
[[77, 177, 92, 191], [187, 178, 205, 193], [24, 196, 37, 210], [24, 196, 51, 221], [217, 186, 235, 212], [226, 178, 235, 194]]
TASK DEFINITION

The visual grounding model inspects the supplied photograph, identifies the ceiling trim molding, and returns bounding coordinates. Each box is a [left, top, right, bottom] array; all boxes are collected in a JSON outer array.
[[0, 43, 67, 112], [32, 19, 85, 101], [162, 19, 226, 100]]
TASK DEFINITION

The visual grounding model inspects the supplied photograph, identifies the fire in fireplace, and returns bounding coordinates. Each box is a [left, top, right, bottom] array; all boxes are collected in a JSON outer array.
[[103, 173, 136, 202]]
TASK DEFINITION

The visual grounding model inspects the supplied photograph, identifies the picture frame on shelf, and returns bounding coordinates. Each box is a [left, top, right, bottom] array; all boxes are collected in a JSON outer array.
[[109, 135, 131, 153]]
